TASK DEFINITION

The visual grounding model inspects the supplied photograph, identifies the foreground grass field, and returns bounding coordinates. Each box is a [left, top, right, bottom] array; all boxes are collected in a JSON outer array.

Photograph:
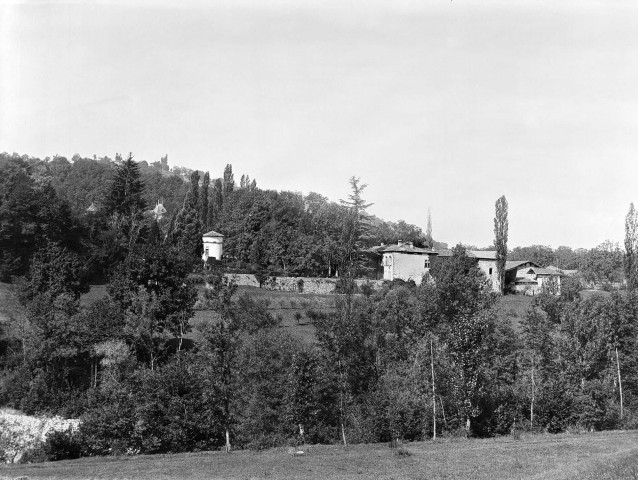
[[3, 431, 638, 480]]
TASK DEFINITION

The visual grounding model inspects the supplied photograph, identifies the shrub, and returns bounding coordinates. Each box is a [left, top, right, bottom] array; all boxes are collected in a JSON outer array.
[[395, 447, 412, 457], [43, 428, 82, 461], [17, 444, 48, 464]]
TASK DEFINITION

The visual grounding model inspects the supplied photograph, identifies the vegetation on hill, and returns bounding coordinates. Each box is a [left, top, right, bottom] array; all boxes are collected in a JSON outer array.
[[0, 150, 637, 462]]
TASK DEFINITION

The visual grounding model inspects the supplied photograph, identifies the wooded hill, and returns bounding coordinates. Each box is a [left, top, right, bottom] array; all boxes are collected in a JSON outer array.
[[0, 151, 623, 285], [0, 151, 435, 282]]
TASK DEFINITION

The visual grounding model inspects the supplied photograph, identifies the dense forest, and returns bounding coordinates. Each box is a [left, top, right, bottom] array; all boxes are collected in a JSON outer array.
[[0, 151, 635, 460]]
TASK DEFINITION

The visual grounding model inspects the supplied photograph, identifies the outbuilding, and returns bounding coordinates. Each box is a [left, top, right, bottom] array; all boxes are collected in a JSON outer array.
[[202, 230, 224, 262]]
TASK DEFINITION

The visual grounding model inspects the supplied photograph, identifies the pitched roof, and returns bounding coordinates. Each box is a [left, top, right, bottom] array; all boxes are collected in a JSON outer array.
[[380, 244, 437, 254], [533, 268, 562, 276], [467, 250, 497, 260], [436, 249, 496, 259], [203, 230, 224, 238], [505, 260, 541, 271]]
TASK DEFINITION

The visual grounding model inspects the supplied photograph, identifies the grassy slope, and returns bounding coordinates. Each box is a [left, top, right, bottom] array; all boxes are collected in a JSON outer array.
[[81, 284, 533, 343], [3, 431, 638, 480]]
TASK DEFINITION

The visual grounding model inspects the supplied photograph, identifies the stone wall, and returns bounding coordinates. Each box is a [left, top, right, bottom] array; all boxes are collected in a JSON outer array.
[[224, 273, 385, 295]]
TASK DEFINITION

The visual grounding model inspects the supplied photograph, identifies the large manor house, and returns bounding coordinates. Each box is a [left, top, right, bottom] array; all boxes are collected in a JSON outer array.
[[371, 241, 567, 295]]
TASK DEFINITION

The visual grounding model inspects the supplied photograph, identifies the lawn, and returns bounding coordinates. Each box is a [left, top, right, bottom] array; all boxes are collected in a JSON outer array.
[[3, 431, 638, 480], [81, 284, 337, 344]]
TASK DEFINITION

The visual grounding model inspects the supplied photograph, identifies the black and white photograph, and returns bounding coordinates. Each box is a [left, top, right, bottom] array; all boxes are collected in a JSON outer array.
[[1, 0, 638, 478]]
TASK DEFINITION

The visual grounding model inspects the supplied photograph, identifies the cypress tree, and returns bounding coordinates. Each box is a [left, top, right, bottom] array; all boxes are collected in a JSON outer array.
[[172, 171, 203, 259], [200, 171, 210, 231]]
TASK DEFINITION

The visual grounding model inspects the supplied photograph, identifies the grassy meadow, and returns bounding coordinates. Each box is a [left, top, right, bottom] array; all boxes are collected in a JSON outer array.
[[2, 431, 638, 480], [78, 283, 534, 343]]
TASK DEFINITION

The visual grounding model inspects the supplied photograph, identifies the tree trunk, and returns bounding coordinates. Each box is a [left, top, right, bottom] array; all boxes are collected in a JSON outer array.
[[338, 359, 348, 446], [439, 397, 447, 427], [530, 355, 535, 430], [225, 428, 231, 453], [430, 338, 436, 440], [341, 422, 348, 446], [178, 315, 184, 352], [616, 346, 624, 420]]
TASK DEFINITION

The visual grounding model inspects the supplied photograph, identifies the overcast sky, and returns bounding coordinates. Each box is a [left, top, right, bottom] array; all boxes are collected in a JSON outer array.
[[2, 0, 637, 250]]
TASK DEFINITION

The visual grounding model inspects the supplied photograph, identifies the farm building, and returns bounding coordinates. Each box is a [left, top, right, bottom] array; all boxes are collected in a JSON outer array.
[[202, 230, 224, 262], [374, 241, 438, 285], [437, 250, 502, 293], [505, 260, 562, 295]]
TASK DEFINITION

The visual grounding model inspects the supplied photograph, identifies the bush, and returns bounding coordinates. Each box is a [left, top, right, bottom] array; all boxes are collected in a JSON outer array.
[[44, 428, 82, 461], [16, 444, 48, 464]]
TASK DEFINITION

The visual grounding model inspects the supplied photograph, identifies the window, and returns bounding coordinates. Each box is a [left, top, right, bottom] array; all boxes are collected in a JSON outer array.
[[489, 268, 493, 275], [424, 259, 430, 268], [205, 247, 209, 257]]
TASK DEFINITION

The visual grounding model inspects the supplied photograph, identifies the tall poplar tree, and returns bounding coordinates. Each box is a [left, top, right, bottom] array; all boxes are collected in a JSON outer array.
[[425, 208, 433, 247], [207, 178, 223, 230], [223, 164, 234, 197], [200, 172, 210, 231], [494, 195, 508, 294], [624, 202, 638, 291]]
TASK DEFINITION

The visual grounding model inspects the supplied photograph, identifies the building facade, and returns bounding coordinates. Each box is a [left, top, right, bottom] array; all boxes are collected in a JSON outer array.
[[379, 241, 438, 285], [202, 230, 224, 262], [505, 260, 562, 295]]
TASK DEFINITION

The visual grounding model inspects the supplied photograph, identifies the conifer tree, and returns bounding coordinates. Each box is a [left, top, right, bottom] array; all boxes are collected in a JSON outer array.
[[171, 171, 203, 259], [207, 178, 223, 229], [339, 176, 373, 282], [200, 172, 210, 231], [104, 153, 146, 218]]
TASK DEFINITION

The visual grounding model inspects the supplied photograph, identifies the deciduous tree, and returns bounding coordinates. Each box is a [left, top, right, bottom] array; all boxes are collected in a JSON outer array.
[[494, 195, 508, 294], [625, 202, 638, 290]]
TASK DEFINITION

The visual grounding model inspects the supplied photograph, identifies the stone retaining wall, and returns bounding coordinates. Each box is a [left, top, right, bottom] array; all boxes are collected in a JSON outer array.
[[223, 273, 385, 295]]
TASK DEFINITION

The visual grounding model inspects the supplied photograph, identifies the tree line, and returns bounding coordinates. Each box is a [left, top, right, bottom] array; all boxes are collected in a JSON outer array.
[[3, 241, 638, 457]]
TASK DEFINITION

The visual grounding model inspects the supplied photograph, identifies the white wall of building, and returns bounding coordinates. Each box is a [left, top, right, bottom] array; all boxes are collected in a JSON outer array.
[[202, 237, 223, 261], [477, 259, 500, 292], [383, 252, 431, 285]]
